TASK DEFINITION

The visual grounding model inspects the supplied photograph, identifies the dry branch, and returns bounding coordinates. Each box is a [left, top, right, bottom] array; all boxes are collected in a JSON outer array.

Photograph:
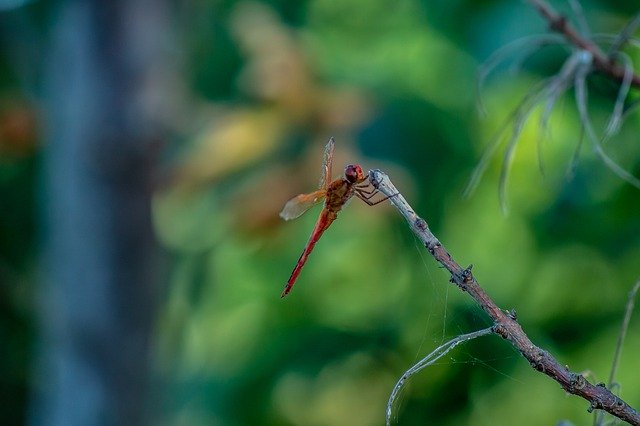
[[527, 0, 640, 88], [368, 169, 640, 425]]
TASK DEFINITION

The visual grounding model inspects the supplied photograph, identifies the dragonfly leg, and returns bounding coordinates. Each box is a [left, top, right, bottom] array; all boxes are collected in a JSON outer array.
[[354, 186, 378, 197], [354, 179, 380, 199], [355, 188, 398, 206]]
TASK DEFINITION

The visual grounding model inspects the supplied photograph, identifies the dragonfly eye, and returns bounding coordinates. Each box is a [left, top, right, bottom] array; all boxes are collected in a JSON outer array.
[[344, 164, 364, 183]]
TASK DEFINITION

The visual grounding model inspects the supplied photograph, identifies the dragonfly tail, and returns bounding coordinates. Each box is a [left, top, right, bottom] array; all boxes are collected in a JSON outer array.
[[281, 210, 334, 298], [281, 245, 314, 297]]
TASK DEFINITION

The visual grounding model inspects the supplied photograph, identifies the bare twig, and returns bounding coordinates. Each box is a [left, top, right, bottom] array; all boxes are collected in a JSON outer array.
[[476, 34, 566, 116], [464, 78, 552, 201], [369, 168, 640, 425], [594, 279, 640, 426], [386, 327, 493, 426], [608, 13, 640, 55], [605, 52, 634, 138], [608, 279, 640, 389], [526, 0, 640, 88], [573, 51, 640, 189]]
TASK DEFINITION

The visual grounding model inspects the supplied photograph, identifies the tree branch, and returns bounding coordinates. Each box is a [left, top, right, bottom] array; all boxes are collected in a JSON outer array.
[[526, 0, 640, 88], [607, 279, 640, 388], [368, 169, 640, 425], [387, 327, 494, 426]]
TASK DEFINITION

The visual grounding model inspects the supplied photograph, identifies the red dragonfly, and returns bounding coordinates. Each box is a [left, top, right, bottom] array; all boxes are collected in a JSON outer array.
[[279, 137, 390, 297]]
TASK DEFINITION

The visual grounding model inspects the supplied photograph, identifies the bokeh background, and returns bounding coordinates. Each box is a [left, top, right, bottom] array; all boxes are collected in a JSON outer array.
[[1, 0, 639, 425]]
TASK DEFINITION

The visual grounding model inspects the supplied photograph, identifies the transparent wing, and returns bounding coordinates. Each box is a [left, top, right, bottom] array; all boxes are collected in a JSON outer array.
[[319, 137, 335, 189], [279, 189, 326, 221]]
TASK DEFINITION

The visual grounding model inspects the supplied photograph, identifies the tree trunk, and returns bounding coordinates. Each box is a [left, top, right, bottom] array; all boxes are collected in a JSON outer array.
[[31, 1, 174, 424]]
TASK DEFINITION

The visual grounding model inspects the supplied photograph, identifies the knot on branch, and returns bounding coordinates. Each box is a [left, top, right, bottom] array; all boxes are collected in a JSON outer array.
[[492, 323, 509, 339], [570, 373, 587, 390], [549, 14, 567, 33], [450, 265, 474, 291], [603, 397, 627, 411], [426, 240, 440, 254], [614, 399, 626, 410], [462, 265, 474, 283], [530, 349, 547, 372], [415, 218, 428, 232], [368, 169, 382, 187]]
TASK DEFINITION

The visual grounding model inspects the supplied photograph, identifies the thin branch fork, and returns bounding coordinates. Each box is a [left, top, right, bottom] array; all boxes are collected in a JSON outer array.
[[368, 169, 640, 425], [527, 0, 640, 88]]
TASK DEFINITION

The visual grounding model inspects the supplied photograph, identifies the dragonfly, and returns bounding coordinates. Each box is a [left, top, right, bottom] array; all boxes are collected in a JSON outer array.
[[279, 137, 392, 297]]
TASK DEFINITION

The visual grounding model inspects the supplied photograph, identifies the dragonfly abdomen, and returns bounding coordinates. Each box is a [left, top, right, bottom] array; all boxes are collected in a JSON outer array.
[[281, 209, 337, 297]]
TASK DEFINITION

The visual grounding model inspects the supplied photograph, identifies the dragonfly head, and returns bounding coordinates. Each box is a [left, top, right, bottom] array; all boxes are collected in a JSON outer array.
[[344, 164, 365, 184]]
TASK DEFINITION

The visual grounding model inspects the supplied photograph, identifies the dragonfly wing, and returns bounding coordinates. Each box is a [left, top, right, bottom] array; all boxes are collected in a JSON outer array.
[[319, 137, 335, 189], [279, 189, 326, 221]]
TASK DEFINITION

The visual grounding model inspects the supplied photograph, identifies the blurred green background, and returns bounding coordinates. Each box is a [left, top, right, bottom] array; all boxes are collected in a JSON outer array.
[[1, 0, 640, 425]]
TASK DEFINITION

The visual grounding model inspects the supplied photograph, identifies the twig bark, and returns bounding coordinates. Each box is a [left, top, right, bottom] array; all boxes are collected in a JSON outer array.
[[595, 279, 640, 426], [368, 169, 640, 425], [526, 0, 640, 88]]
